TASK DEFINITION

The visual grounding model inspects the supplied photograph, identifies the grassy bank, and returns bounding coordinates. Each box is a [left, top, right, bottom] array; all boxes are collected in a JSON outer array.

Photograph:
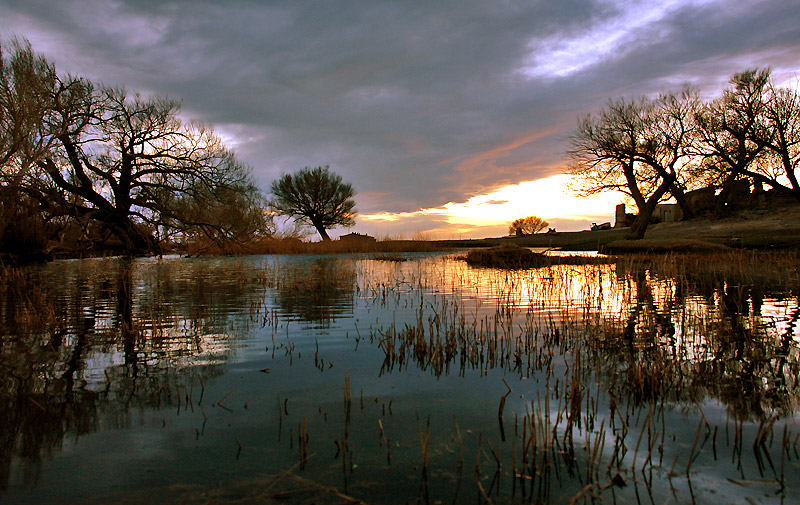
[[448, 205, 800, 253], [36, 204, 800, 261]]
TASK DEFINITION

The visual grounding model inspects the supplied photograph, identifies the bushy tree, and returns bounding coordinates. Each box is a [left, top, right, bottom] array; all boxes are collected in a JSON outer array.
[[173, 179, 274, 253], [509, 215, 548, 236], [269, 166, 356, 241]]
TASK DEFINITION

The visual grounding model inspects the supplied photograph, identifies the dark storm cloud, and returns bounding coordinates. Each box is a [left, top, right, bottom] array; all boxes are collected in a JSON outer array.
[[2, 0, 799, 220]]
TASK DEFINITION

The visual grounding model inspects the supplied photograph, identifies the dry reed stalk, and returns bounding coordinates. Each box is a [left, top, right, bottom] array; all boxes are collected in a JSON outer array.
[[417, 414, 431, 472], [631, 402, 652, 473], [685, 417, 704, 476], [475, 432, 483, 478], [780, 424, 787, 490], [453, 416, 464, 473], [197, 374, 205, 404], [298, 418, 309, 469], [484, 437, 502, 471]]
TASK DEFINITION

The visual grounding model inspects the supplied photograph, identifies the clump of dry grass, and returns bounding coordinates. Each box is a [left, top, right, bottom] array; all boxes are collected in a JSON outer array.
[[462, 245, 612, 269], [617, 249, 800, 289], [462, 245, 547, 268]]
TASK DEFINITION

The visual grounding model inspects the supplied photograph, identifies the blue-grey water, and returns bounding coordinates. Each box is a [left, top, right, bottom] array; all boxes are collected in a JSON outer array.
[[1, 253, 798, 504]]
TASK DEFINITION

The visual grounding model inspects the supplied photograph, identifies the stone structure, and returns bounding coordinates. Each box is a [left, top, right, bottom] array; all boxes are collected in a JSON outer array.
[[613, 180, 795, 228], [614, 204, 636, 228], [339, 232, 376, 243], [652, 204, 682, 223], [615, 204, 626, 228]]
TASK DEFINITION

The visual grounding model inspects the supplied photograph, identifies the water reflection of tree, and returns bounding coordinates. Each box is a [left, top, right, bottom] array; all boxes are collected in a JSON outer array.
[[0, 257, 258, 492], [594, 260, 800, 421], [269, 258, 356, 327]]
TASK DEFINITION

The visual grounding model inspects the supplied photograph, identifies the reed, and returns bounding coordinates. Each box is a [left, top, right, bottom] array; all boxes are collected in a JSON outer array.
[[4, 244, 800, 504], [416, 414, 431, 474]]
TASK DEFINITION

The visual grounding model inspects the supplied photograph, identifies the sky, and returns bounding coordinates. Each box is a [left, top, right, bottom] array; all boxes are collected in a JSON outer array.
[[2, 0, 799, 239]]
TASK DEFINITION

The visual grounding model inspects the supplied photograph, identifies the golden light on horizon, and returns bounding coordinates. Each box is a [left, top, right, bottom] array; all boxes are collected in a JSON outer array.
[[359, 174, 626, 237]]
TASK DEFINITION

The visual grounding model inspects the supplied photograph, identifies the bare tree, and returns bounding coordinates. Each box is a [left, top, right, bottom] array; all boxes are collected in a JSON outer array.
[[269, 166, 356, 241], [568, 91, 697, 239], [695, 68, 800, 204], [754, 76, 800, 200], [694, 69, 771, 210], [509, 215, 548, 236], [1, 38, 91, 258], [2, 37, 265, 256], [637, 88, 700, 219]]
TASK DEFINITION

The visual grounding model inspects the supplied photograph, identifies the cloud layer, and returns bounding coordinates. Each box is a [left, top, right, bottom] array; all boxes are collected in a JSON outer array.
[[2, 0, 799, 236]]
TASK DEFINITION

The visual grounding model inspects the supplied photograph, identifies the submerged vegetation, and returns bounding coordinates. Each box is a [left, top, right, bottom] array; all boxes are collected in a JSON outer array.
[[1, 249, 798, 503]]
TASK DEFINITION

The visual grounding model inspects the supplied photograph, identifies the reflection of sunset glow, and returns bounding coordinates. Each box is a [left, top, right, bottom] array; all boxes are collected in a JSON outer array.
[[359, 174, 625, 237]]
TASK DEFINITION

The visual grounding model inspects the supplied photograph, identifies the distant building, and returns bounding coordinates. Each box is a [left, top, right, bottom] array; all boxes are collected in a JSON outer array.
[[614, 204, 636, 228], [339, 232, 376, 243], [615, 202, 682, 227], [652, 204, 682, 223]]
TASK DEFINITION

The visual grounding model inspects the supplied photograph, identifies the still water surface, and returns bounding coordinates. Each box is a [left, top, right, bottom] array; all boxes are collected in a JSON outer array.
[[1, 252, 799, 504]]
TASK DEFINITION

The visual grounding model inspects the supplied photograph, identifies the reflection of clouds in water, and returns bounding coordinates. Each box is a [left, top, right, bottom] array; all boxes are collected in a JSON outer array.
[[2, 253, 800, 501], [81, 331, 234, 390], [0, 256, 260, 491]]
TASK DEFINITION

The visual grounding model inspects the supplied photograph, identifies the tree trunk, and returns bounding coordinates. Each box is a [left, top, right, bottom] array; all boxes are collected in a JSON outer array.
[[311, 219, 331, 241], [626, 178, 673, 240], [104, 211, 160, 255], [627, 207, 654, 240], [670, 184, 694, 220]]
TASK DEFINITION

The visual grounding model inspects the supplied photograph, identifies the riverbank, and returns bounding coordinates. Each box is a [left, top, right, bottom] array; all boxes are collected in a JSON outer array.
[[442, 204, 800, 252], [9, 204, 796, 264]]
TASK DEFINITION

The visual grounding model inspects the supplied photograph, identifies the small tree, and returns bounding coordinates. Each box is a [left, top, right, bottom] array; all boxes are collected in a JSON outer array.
[[269, 166, 356, 241], [509, 215, 549, 236]]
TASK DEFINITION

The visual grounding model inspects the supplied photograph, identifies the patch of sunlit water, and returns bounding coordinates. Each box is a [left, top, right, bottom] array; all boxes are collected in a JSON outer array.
[[1, 252, 799, 504]]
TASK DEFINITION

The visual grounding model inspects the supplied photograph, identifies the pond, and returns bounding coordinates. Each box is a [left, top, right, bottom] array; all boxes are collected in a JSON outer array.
[[1, 252, 799, 504]]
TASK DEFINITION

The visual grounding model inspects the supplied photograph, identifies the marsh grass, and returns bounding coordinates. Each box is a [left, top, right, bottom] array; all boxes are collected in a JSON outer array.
[[461, 245, 614, 269], [2, 249, 800, 504], [182, 236, 451, 256], [346, 249, 800, 502]]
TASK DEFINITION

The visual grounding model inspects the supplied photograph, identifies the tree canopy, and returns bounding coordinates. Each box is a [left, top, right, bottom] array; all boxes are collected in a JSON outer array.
[[695, 69, 800, 202], [269, 166, 356, 241], [568, 68, 800, 240], [1, 37, 268, 258], [509, 216, 548, 236], [568, 90, 697, 239]]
